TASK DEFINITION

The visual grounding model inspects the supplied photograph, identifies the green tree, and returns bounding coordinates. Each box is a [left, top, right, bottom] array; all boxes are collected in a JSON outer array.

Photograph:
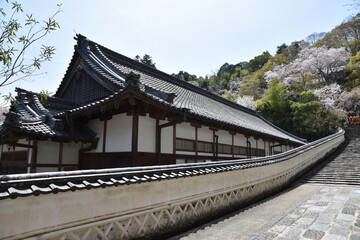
[[256, 79, 292, 131], [134, 54, 156, 69], [238, 54, 288, 99], [314, 14, 360, 55], [344, 50, 360, 90], [246, 51, 271, 73], [276, 43, 288, 55], [222, 90, 237, 102], [256, 79, 342, 141], [0, 1, 61, 87]]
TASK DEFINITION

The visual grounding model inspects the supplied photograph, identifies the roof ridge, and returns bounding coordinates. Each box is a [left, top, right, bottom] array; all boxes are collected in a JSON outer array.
[[76, 35, 258, 116], [15, 88, 76, 106]]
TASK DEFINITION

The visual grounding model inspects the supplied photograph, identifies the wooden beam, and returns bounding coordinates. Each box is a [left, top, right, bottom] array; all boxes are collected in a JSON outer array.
[[159, 121, 178, 129], [2, 141, 37, 148], [100, 116, 112, 121], [229, 131, 236, 136], [209, 127, 218, 131], [190, 122, 202, 128]]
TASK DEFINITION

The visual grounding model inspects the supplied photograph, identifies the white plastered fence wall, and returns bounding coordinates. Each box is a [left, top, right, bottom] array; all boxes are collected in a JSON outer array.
[[0, 129, 345, 240]]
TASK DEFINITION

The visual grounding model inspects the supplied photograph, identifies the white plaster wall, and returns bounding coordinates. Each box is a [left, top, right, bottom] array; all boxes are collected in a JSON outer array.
[[248, 136, 257, 147], [106, 114, 132, 152], [161, 120, 173, 154], [264, 139, 269, 156], [198, 152, 213, 156], [274, 142, 281, 152], [62, 142, 82, 165], [176, 159, 185, 164], [258, 139, 264, 150], [36, 167, 58, 173], [234, 134, 247, 147], [217, 130, 232, 145], [176, 151, 194, 155], [138, 114, 156, 152], [15, 139, 30, 151], [198, 127, 213, 142], [87, 119, 104, 153], [176, 122, 195, 140], [37, 140, 59, 164], [218, 154, 231, 157]]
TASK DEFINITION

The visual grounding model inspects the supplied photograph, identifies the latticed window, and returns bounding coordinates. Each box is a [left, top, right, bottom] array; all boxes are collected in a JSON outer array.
[[176, 139, 195, 151], [251, 148, 257, 156], [197, 141, 213, 152], [218, 144, 232, 154], [233, 146, 247, 155], [257, 149, 266, 157]]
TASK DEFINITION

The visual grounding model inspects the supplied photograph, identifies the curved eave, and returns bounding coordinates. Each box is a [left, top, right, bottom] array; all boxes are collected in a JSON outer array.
[[59, 86, 305, 146], [0, 122, 94, 144]]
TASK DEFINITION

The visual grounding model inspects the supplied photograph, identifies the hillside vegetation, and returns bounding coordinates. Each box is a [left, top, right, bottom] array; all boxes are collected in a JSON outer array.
[[171, 14, 360, 141]]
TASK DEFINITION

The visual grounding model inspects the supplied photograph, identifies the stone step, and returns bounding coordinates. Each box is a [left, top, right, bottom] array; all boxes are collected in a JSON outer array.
[[301, 126, 360, 186]]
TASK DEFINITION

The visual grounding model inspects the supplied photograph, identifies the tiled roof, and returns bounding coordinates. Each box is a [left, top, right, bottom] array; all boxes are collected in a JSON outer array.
[[3, 35, 305, 145], [1, 88, 95, 142], [57, 35, 305, 144]]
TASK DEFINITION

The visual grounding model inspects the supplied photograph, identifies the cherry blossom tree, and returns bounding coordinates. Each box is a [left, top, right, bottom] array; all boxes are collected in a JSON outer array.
[[265, 47, 350, 85], [236, 95, 256, 110], [314, 83, 344, 113]]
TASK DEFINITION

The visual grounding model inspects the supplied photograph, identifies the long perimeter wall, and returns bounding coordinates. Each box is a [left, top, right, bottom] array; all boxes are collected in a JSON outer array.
[[0, 129, 345, 240]]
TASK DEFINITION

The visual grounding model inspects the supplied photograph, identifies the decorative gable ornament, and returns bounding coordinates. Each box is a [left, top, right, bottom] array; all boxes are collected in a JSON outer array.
[[125, 72, 143, 90], [4, 112, 21, 126]]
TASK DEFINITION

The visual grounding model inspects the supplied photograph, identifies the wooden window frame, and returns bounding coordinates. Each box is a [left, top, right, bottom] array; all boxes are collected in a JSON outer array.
[[196, 140, 213, 153], [175, 138, 195, 152]]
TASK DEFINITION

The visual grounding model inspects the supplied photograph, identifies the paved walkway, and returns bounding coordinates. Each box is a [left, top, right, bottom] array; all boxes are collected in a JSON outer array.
[[169, 126, 360, 240], [169, 184, 360, 240]]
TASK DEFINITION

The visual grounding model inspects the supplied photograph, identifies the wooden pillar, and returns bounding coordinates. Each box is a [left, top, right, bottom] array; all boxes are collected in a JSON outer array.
[[263, 139, 266, 156], [155, 119, 160, 163], [78, 143, 84, 170], [30, 140, 38, 173], [232, 134, 234, 158], [131, 112, 139, 166], [173, 124, 176, 155], [210, 128, 218, 161], [195, 127, 198, 156], [0, 144, 3, 173], [102, 120, 107, 153], [245, 136, 250, 158], [255, 137, 259, 157], [58, 142, 63, 171], [212, 130, 216, 159], [268, 141, 271, 155]]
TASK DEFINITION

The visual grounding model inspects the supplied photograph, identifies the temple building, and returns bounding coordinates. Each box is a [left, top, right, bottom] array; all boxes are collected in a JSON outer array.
[[0, 35, 306, 174]]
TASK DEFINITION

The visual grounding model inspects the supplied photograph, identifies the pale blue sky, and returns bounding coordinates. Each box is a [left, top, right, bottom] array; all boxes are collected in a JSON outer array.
[[0, 0, 357, 100]]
